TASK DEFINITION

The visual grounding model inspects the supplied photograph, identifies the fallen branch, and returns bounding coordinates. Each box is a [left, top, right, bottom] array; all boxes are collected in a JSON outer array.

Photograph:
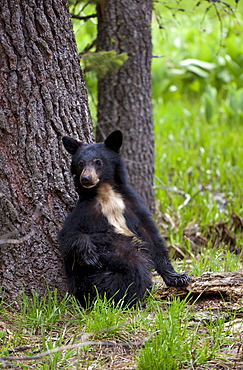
[[156, 271, 243, 302], [0, 337, 149, 365], [7, 345, 32, 354]]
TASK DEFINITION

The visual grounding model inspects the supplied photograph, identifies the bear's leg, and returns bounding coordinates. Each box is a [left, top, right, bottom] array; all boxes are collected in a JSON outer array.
[[142, 236, 190, 287], [157, 261, 190, 287], [129, 200, 190, 287], [73, 256, 152, 308], [91, 264, 152, 307], [149, 240, 190, 287]]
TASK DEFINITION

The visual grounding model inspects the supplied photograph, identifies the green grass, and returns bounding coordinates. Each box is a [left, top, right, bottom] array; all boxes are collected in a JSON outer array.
[[154, 101, 243, 229], [0, 291, 238, 369], [138, 298, 230, 370]]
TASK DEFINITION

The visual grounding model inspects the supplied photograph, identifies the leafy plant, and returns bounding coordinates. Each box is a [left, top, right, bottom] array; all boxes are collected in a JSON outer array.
[[81, 50, 128, 78]]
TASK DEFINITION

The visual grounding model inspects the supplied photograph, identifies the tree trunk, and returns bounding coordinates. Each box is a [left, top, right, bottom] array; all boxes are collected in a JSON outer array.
[[0, 0, 93, 301], [96, 0, 154, 212]]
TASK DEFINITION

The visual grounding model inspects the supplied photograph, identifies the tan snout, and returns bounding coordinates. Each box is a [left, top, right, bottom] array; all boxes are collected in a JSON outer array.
[[80, 167, 99, 188]]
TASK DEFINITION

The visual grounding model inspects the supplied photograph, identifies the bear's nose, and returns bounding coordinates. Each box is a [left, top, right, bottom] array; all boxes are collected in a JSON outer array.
[[81, 175, 92, 186], [80, 171, 99, 188]]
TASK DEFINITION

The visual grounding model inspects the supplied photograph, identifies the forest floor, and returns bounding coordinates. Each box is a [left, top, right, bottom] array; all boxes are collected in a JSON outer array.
[[1, 212, 243, 369], [1, 270, 243, 369]]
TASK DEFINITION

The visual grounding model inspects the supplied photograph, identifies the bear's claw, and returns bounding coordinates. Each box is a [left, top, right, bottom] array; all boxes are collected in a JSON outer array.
[[162, 272, 190, 287], [76, 242, 102, 268]]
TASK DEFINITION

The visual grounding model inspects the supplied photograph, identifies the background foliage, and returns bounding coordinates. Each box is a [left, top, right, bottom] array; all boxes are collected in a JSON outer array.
[[152, 1, 243, 261], [71, 0, 243, 257]]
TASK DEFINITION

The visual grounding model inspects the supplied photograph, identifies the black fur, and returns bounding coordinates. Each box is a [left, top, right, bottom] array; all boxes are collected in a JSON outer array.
[[58, 131, 190, 307]]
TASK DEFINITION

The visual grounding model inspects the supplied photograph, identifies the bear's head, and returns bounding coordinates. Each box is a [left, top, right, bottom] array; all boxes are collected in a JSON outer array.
[[62, 130, 126, 193]]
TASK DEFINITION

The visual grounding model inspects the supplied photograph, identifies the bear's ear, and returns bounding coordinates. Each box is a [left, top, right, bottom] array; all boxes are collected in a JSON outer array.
[[104, 130, 123, 153], [62, 136, 81, 155]]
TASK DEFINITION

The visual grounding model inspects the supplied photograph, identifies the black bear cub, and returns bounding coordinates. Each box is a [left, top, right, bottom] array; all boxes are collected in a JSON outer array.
[[58, 130, 190, 307]]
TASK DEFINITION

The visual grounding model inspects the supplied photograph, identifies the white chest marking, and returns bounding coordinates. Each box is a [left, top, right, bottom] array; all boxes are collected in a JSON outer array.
[[96, 183, 134, 237]]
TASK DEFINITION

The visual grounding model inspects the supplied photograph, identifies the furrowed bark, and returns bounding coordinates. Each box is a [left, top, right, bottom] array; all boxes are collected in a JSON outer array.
[[0, 0, 93, 300], [96, 0, 154, 212]]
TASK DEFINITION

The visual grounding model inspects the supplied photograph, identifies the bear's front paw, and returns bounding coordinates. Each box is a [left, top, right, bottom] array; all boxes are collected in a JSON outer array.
[[76, 243, 102, 269], [163, 272, 190, 287]]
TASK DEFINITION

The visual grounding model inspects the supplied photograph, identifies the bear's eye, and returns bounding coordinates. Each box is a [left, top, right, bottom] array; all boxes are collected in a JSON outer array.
[[94, 159, 102, 166], [78, 160, 84, 169]]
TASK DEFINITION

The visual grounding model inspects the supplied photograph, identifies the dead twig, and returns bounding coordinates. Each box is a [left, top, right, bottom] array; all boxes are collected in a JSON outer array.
[[0, 336, 151, 364], [70, 13, 97, 21], [7, 345, 32, 354], [79, 39, 96, 58]]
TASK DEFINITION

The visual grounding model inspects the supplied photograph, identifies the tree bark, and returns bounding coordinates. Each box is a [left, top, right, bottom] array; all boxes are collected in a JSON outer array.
[[96, 0, 154, 212], [0, 0, 93, 300]]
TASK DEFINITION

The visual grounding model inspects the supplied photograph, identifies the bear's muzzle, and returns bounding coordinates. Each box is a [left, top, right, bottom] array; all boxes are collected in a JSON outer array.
[[80, 169, 99, 188]]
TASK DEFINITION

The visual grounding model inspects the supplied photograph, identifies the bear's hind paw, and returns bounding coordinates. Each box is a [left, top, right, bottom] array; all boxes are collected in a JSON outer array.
[[163, 272, 190, 287]]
